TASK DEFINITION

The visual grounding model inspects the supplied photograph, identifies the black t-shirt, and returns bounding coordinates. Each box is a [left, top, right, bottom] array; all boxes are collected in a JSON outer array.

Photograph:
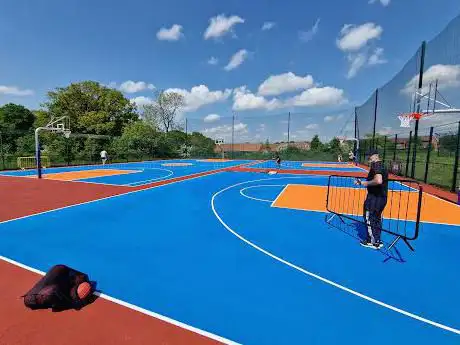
[[366, 161, 388, 197]]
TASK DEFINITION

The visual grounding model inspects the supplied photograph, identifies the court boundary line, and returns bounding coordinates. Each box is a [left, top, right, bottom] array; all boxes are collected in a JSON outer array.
[[126, 168, 174, 186], [239, 185, 285, 203], [0, 255, 240, 345], [0, 170, 228, 225], [211, 177, 460, 335]]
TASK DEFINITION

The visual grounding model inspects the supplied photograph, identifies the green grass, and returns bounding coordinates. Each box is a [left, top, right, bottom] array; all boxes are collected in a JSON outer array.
[[380, 148, 458, 191]]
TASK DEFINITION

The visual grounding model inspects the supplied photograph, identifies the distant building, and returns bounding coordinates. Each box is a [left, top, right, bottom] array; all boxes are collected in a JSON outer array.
[[214, 141, 311, 153]]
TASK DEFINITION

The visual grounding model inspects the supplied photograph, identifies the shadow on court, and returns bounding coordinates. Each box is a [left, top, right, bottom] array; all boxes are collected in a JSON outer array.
[[324, 214, 406, 263]]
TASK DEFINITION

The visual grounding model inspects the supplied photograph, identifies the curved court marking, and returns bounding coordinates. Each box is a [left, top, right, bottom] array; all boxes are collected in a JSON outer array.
[[126, 168, 174, 186], [211, 176, 460, 335], [0, 255, 240, 345], [239, 185, 285, 203]]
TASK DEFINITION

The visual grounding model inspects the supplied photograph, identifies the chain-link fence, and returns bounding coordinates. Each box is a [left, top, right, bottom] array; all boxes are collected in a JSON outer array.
[[186, 110, 354, 161], [355, 13, 460, 192]]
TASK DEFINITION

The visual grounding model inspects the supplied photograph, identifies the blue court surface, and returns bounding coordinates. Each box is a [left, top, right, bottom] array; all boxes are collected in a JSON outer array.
[[0, 170, 459, 344], [247, 160, 365, 171], [0, 159, 251, 186]]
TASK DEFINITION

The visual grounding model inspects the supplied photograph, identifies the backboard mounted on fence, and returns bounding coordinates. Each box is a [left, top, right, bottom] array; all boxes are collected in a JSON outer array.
[[325, 175, 423, 251]]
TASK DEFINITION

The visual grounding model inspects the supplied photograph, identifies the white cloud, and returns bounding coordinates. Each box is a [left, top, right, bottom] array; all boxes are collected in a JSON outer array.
[[0, 85, 34, 96], [262, 22, 276, 31], [207, 57, 219, 65], [369, 0, 391, 6], [119, 81, 155, 94], [224, 49, 249, 71], [204, 114, 221, 123], [256, 124, 266, 132], [105, 82, 118, 89], [323, 114, 346, 123], [306, 124, 319, 130], [233, 83, 347, 111], [157, 24, 183, 41], [288, 87, 347, 107], [204, 14, 244, 40], [345, 47, 386, 79], [232, 86, 282, 111], [166, 85, 232, 112], [346, 53, 368, 79], [368, 47, 387, 65], [258, 72, 315, 96], [336, 23, 383, 52], [203, 122, 248, 138], [402, 64, 460, 95], [130, 96, 153, 107], [378, 126, 393, 135], [299, 18, 320, 43]]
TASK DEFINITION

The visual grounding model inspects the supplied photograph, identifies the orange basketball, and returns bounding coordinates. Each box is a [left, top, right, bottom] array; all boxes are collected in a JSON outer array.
[[77, 282, 92, 299]]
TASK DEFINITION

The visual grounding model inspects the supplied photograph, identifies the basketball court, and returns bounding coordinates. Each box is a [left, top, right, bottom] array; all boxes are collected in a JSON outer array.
[[0, 158, 459, 345]]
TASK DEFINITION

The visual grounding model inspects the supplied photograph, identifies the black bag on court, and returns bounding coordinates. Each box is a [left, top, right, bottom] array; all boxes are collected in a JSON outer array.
[[22, 264, 95, 311]]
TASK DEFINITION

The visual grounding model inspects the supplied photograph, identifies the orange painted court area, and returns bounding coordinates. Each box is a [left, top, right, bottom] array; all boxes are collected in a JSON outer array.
[[301, 163, 355, 168], [272, 184, 460, 226], [31, 169, 141, 181]]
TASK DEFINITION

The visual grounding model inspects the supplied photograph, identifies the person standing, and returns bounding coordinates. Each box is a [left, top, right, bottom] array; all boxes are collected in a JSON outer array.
[[355, 149, 388, 249], [274, 154, 281, 169], [100, 149, 108, 165]]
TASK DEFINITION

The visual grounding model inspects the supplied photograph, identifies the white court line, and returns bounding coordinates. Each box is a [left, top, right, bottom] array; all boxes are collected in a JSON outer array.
[[0, 255, 240, 345], [210, 177, 460, 335], [270, 184, 290, 207], [126, 168, 174, 186], [239, 185, 285, 203]]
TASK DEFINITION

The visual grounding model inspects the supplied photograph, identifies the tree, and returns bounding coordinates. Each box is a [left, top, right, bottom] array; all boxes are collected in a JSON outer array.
[[329, 137, 341, 154], [15, 135, 36, 155], [113, 122, 174, 159], [33, 110, 51, 128], [189, 132, 215, 157], [141, 90, 185, 133], [310, 135, 322, 150], [44, 81, 138, 136], [0, 103, 35, 152], [0, 103, 35, 132]]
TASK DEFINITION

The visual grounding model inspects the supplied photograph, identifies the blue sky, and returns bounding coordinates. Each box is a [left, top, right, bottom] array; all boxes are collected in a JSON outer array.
[[1, 0, 459, 142]]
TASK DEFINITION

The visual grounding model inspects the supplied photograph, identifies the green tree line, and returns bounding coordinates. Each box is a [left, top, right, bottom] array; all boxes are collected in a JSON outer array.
[[0, 81, 215, 169]]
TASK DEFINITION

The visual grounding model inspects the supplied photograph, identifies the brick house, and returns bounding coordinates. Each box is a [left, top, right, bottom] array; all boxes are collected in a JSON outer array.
[[214, 141, 311, 153]]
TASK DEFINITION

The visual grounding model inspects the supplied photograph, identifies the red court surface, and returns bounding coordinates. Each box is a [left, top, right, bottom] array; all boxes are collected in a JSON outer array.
[[0, 260, 221, 345]]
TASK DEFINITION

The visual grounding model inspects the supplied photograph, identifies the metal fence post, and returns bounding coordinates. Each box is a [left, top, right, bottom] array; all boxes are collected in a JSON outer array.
[[451, 121, 460, 192], [383, 136, 387, 164], [411, 41, 426, 179], [405, 131, 412, 177], [424, 126, 434, 183], [393, 134, 398, 161], [372, 89, 378, 149], [0, 131, 4, 170], [287, 112, 291, 147], [231, 114, 235, 159]]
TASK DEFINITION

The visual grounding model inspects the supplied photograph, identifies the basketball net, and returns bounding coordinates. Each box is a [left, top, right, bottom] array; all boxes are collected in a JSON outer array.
[[398, 113, 422, 128]]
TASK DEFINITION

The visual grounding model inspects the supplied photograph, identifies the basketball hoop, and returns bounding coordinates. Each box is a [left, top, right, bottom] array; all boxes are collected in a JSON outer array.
[[64, 130, 71, 139], [398, 112, 422, 128], [336, 136, 345, 145], [215, 138, 225, 160]]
